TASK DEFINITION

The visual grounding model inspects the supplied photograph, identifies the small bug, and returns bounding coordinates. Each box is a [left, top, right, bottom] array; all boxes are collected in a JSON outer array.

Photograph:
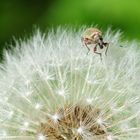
[[81, 28, 109, 60]]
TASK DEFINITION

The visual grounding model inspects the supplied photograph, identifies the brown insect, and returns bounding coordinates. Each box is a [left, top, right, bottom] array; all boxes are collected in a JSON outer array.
[[81, 28, 109, 60]]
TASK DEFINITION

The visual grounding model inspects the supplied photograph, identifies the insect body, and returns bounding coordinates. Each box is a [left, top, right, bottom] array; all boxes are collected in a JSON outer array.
[[81, 28, 109, 60]]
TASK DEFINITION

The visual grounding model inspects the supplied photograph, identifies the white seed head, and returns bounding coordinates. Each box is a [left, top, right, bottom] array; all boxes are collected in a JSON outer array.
[[0, 28, 140, 140]]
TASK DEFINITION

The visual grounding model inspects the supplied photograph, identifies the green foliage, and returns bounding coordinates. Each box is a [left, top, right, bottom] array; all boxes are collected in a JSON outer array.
[[0, 0, 140, 59]]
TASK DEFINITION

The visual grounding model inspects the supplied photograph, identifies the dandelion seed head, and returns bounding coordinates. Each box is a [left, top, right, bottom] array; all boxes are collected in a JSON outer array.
[[0, 27, 140, 140]]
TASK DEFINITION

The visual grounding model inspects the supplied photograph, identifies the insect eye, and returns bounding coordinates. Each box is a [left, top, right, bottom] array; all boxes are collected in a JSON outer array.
[[85, 38, 89, 41], [99, 36, 103, 41]]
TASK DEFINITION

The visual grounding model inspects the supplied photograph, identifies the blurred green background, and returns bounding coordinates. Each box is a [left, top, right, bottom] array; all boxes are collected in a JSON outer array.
[[0, 0, 140, 59]]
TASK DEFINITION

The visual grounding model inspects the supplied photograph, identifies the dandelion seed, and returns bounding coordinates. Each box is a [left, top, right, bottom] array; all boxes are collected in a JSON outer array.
[[35, 103, 42, 110], [57, 89, 65, 96], [97, 118, 103, 125], [45, 75, 55, 81], [0, 130, 7, 136], [86, 98, 93, 104], [77, 127, 84, 134], [25, 80, 30, 86], [7, 111, 14, 119], [25, 91, 32, 97], [23, 121, 29, 128], [52, 114, 60, 122], [37, 133, 46, 140], [107, 135, 113, 140]]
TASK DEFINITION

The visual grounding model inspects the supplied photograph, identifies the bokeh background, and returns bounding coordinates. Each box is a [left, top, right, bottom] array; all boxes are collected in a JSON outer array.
[[0, 0, 140, 59]]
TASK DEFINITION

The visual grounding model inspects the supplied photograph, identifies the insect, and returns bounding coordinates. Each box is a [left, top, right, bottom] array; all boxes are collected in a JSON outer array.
[[81, 28, 109, 60]]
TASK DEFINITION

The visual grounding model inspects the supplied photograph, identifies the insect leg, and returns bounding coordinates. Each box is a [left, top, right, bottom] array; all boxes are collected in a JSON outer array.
[[81, 37, 85, 47], [85, 43, 90, 55], [104, 42, 109, 56], [93, 44, 102, 61], [81, 37, 90, 54]]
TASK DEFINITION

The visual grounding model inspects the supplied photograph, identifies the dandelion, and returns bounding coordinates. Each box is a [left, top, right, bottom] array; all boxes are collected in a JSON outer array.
[[0, 28, 140, 140]]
